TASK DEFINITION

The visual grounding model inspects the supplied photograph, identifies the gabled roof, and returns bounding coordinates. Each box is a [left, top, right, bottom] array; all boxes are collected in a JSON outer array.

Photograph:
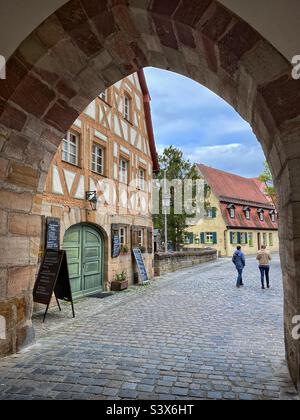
[[197, 164, 273, 208], [137, 69, 159, 173]]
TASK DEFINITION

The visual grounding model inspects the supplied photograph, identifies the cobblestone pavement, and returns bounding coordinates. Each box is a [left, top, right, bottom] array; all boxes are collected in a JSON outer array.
[[0, 255, 299, 400]]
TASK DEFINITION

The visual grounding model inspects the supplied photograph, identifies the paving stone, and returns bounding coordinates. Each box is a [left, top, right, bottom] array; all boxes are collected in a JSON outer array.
[[0, 256, 298, 400]]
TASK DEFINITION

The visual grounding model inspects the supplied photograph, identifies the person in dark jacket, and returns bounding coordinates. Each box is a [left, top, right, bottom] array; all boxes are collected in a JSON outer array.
[[232, 246, 246, 288]]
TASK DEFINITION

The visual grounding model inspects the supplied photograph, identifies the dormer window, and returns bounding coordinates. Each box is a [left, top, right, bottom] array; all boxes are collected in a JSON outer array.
[[227, 204, 235, 219], [258, 209, 265, 222], [270, 210, 276, 223], [243, 207, 251, 220]]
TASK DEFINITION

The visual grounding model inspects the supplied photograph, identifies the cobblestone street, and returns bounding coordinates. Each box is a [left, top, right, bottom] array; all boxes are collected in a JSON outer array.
[[0, 255, 298, 400]]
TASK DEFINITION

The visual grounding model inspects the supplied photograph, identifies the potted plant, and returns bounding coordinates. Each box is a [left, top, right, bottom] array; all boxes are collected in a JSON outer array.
[[140, 246, 147, 254], [120, 245, 129, 255], [111, 271, 128, 291]]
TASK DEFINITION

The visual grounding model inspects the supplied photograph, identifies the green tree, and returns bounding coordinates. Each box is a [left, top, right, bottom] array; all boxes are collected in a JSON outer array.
[[153, 146, 200, 250], [259, 162, 277, 208]]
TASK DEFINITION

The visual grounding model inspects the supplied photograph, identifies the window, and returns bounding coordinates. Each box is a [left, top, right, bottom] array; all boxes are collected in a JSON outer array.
[[205, 232, 214, 244], [92, 144, 104, 175], [258, 210, 265, 221], [206, 208, 216, 218], [228, 204, 235, 219], [270, 211, 276, 223], [185, 233, 194, 244], [138, 229, 144, 247], [248, 233, 254, 247], [263, 233, 267, 246], [206, 208, 213, 218], [99, 90, 107, 102], [240, 233, 247, 245], [230, 232, 239, 244], [138, 168, 146, 190], [269, 233, 274, 247], [62, 132, 79, 166], [244, 207, 251, 220], [119, 227, 127, 246], [119, 159, 128, 184], [124, 94, 132, 121]]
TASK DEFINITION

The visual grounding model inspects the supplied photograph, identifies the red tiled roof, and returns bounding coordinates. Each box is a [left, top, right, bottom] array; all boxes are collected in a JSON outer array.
[[198, 164, 273, 207], [198, 164, 278, 230], [220, 203, 278, 230]]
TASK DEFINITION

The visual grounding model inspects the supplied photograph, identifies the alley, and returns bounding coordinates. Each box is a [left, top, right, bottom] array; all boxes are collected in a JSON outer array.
[[0, 255, 298, 400]]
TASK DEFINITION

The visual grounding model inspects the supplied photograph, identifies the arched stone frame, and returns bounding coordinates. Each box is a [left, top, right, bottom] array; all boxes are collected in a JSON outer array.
[[61, 221, 109, 293], [0, 0, 299, 387]]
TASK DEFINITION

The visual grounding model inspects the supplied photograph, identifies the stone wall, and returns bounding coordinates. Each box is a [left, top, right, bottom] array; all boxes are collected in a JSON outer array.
[[154, 249, 217, 277]]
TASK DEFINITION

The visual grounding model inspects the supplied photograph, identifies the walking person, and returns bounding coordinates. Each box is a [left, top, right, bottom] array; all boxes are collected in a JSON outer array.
[[257, 245, 272, 289], [232, 246, 246, 288]]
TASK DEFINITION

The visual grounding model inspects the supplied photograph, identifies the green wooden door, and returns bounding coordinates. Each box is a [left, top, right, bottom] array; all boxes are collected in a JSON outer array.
[[62, 225, 104, 298]]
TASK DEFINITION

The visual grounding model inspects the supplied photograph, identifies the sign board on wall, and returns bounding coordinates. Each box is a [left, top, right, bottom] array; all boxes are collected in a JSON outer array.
[[132, 248, 149, 284], [46, 218, 60, 251], [111, 224, 120, 258]]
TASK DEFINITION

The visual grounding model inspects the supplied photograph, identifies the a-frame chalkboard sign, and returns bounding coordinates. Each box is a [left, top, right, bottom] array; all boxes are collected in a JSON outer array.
[[33, 250, 75, 322], [132, 248, 149, 285]]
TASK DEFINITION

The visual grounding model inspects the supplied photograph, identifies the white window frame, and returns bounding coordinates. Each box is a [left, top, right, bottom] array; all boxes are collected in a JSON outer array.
[[259, 211, 265, 221], [240, 233, 247, 245], [124, 94, 131, 121], [138, 168, 146, 190], [119, 227, 127, 246], [138, 229, 144, 247], [205, 232, 214, 245], [245, 209, 250, 220], [62, 131, 79, 166], [206, 208, 213, 219], [229, 208, 235, 219], [270, 212, 276, 223], [92, 144, 104, 175], [119, 159, 128, 184], [231, 232, 239, 244]]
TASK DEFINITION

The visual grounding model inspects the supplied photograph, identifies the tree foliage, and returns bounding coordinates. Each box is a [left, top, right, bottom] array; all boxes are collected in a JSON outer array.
[[259, 162, 277, 208], [153, 146, 200, 250]]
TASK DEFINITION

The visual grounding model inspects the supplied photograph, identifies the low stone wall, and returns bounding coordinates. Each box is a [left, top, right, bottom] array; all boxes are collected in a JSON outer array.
[[154, 248, 217, 277]]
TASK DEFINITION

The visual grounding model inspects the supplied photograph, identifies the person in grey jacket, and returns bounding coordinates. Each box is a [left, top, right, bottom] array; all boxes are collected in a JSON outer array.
[[232, 246, 246, 288]]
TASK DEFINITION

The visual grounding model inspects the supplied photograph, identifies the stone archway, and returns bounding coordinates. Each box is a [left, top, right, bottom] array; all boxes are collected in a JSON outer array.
[[0, 0, 299, 387]]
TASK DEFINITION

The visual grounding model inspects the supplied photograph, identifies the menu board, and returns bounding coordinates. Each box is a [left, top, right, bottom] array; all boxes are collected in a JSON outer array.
[[132, 248, 149, 284], [33, 250, 75, 322], [46, 218, 60, 251]]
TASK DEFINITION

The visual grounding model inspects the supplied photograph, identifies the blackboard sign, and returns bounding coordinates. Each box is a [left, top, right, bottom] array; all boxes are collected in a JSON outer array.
[[111, 224, 120, 258], [132, 248, 149, 284], [46, 218, 60, 251], [33, 250, 75, 322]]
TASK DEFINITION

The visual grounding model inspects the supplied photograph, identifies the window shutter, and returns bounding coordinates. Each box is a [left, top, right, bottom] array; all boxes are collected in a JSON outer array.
[[213, 232, 218, 244], [147, 228, 153, 254], [200, 233, 205, 244], [230, 232, 234, 244], [244, 233, 248, 244], [131, 226, 139, 248], [212, 208, 217, 218], [189, 233, 194, 244], [111, 224, 120, 258], [237, 233, 241, 244]]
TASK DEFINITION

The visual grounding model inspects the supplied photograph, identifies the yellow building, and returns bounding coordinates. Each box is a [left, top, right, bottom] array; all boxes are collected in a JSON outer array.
[[186, 164, 279, 257]]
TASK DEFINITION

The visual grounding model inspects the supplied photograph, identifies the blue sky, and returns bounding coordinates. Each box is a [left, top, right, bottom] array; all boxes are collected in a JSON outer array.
[[144, 67, 265, 178]]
